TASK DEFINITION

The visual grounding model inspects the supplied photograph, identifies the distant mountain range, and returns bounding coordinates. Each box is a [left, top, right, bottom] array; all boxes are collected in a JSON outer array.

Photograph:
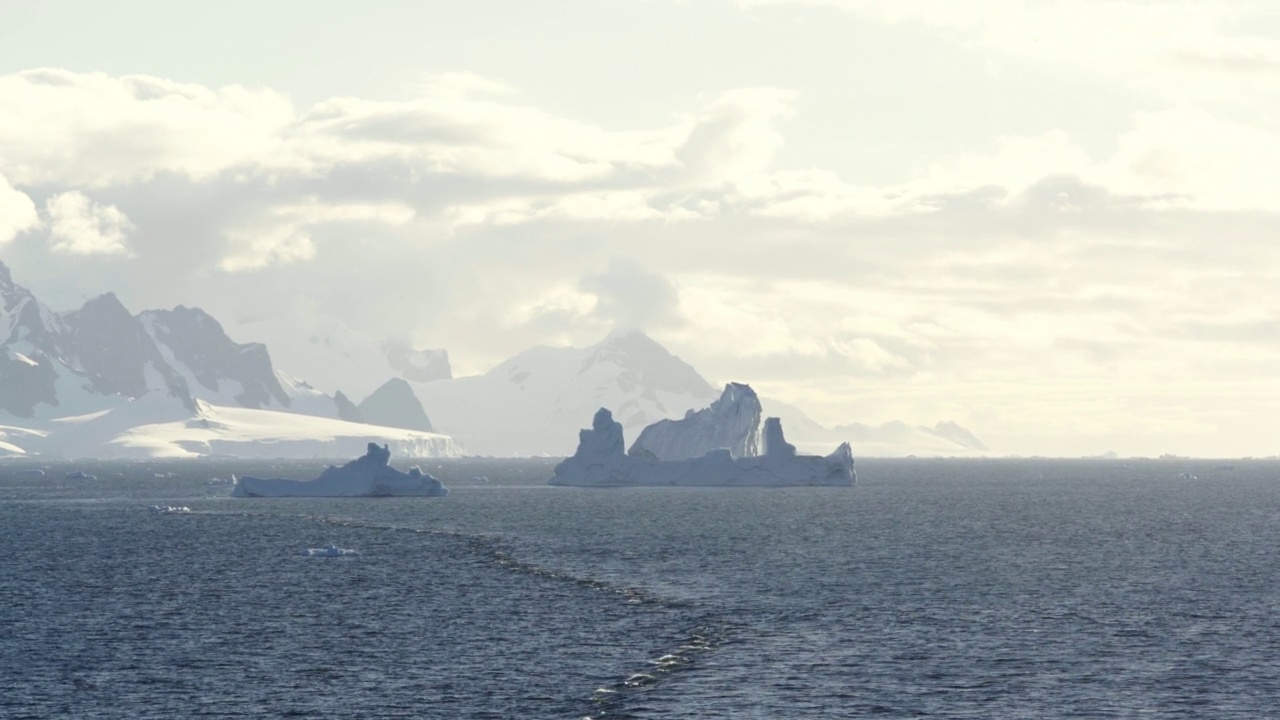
[[0, 261, 456, 458], [0, 260, 987, 459], [410, 331, 989, 458], [413, 329, 723, 457]]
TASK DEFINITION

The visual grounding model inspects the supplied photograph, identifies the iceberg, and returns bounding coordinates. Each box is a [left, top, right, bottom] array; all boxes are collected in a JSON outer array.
[[548, 404, 855, 488], [629, 382, 761, 460], [149, 505, 191, 514], [232, 442, 450, 497]]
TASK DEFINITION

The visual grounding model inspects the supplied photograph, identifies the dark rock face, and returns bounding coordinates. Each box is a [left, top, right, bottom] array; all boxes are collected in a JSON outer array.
[[333, 390, 363, 423], [0, 260, 296, 419], [0, 262, 63, 416], [61, 293, 153, 399], [140, 306, 291, 409], [357, 377, 433, 432], [0, 352, 59, 417]]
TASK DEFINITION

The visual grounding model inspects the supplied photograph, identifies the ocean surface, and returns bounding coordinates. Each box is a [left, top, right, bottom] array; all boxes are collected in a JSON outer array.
[[4, 457, 1280, 719]]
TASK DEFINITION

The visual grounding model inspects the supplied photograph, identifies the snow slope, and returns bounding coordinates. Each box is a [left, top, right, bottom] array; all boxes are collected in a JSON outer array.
[[415, 330, 719, 457], [760, 397, 991, 457]]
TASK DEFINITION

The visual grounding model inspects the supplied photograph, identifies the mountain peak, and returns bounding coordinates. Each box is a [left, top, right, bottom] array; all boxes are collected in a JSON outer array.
[[581, 329, 716, 397], [357, 377, 433, 432], [78, 291, 132, 319]]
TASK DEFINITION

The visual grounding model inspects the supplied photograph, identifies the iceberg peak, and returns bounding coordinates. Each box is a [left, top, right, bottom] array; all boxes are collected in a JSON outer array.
[[630, 382, 762, 460]]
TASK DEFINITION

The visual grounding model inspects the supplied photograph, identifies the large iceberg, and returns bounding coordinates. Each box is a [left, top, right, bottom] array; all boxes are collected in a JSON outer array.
[[549, 400, 855, 488], [232, 443, 450, 497], [629, 382, 761, 460]]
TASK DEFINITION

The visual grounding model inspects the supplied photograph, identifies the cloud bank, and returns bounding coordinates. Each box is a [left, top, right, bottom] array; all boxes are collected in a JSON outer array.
[[2, 0, 1278, 460]]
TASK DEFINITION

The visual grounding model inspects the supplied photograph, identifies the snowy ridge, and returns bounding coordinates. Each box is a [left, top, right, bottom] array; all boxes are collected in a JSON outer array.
[[231, 315, 451, 400], [761, 397, 990, 458], [0, 261, 460, 459], [416, 330, 719, 457]]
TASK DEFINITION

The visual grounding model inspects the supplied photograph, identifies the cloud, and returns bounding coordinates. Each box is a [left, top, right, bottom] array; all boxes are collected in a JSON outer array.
[[45, 191, 133, 255], [579, 258, 684, 330], [0, 173, 40, 244], [745, 0, 1280, 105], [218, 198, 415, 272], [3, 64, 1280, 455], [0, 69, 293, 187]]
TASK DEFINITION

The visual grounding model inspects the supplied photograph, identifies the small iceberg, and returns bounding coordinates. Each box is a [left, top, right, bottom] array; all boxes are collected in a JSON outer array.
[[65, 470, 97, 480], [232, 443, 450, 498], [149, 505, 192, 514], [303, 544, 359, 557]]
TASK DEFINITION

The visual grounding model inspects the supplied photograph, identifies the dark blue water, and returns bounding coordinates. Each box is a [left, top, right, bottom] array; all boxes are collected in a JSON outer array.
[[4, 458, 1280, 718]]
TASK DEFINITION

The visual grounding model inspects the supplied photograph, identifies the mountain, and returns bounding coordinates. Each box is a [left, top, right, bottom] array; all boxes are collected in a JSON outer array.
[[414, 329, 721, 456], [229, 315, 451, 400], [357, 378, 434, 432], [414, 329, 990, 457], [760, 398, 989, 457], [0, 261, 459, 459]]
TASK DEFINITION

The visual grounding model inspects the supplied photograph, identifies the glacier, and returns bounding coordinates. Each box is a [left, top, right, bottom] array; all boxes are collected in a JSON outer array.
[[548, 385, 855, 488], [232, 443, 451, 497]]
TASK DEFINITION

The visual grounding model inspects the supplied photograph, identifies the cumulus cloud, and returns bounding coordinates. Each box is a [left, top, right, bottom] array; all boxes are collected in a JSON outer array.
[[218, 198, 415, 272], [45, 191, 133, 255], [2, 60, 1279, 455], [0, 69, 293, 187], [0, 173, 40, 244]]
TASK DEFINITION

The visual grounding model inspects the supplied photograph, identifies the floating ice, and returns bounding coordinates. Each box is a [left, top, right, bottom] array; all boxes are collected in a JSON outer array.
[[549, 383, 855, 488], [64, 470, 96, 480], [149, 505, 191, 514], [303, 544, 359, 557], [232, 443, 450, 497]]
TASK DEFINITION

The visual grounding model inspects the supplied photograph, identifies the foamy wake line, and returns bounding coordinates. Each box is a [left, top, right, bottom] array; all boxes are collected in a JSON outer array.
[[585, 624, 734, 719], [208, 506, 739, 716]]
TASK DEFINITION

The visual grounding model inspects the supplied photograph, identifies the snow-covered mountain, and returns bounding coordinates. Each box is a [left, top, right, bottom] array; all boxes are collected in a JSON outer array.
[[0, 259, 989, 459], [415, 330, 989, 457], [0, 261, 458, 459], [414, 329, 721, 456], [230, 315, 451, 401], [760, 398, 990, 457]]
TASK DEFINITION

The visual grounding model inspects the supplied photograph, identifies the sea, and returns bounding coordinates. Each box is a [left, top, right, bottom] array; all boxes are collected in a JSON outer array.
[[4, 457, 1280, 719]]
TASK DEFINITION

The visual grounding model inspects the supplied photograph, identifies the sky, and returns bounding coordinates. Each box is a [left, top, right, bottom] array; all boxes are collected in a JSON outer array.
[[1, 0, 1278, 457]]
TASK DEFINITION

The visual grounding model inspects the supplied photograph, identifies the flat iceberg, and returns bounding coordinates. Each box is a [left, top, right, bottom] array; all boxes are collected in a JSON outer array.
[[549, 404, 855, 488], [232, 442, 450, 498]]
